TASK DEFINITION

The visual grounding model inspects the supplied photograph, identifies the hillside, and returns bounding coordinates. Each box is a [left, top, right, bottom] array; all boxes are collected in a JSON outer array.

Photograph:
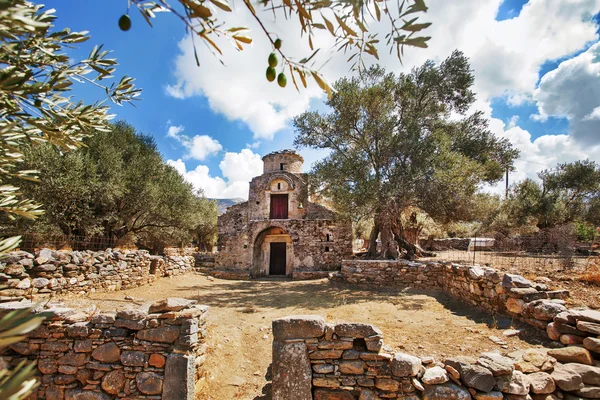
[[213, 198, 245, 215]]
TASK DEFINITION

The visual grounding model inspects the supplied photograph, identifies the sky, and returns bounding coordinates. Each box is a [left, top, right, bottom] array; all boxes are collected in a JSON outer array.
[[44, 0, 600, 199]]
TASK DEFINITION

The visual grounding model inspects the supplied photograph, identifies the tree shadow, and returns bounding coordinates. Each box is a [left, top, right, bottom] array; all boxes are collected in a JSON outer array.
[[252, 364, 272, 400]]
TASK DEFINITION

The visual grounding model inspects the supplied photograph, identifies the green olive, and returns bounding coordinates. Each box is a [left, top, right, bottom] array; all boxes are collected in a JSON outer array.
[[277, 73, 287, 88], [268, 52, 278, 68], [119, 14, 131, 31], [266, 67, 276, 82], [274, 39, 282, 49]]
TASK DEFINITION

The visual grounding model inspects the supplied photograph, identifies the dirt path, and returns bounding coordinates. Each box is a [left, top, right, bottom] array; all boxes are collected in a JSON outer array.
[[58, 274, 552, 400]]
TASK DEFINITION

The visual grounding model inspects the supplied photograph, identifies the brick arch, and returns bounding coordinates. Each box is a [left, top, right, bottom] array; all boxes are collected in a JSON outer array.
[[266, 173, 296, 190]]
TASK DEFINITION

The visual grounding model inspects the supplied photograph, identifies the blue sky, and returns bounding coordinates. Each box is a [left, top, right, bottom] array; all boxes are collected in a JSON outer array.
[[45, 0, 600, 198]]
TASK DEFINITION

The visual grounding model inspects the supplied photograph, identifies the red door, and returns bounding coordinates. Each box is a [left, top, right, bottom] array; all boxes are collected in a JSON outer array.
[[270, 194, 288, 219]]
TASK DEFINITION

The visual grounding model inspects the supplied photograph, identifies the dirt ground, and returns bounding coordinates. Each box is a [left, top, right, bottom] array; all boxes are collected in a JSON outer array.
[[426, 250, 600, 309], [58, 274, 554, 400]]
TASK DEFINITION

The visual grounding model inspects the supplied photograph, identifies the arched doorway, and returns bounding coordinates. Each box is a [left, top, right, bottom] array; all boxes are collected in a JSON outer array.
[[252, 227, 294, 277]]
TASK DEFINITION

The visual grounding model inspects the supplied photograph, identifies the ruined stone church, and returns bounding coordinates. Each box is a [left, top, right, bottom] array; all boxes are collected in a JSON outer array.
[[215, 150, 352, 279]]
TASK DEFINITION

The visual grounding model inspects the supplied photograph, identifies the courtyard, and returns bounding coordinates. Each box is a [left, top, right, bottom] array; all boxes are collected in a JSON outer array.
[[57, 274, 554, 400]]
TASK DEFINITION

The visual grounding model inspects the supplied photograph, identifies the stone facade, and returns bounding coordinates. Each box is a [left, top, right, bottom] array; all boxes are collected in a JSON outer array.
[[272, 315, 600, 400], [0, 249, 195, 301], [215, 150, 353, 279], [0, 298, 208, 399]]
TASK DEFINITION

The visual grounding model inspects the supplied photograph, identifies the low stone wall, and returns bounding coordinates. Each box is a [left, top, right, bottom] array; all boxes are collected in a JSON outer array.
[[334, 260, 588, 348], [419, 238, 471, 251], [0, 297, 208, 399], [0, 249, 195, 301], [272, 315, 600, 400]]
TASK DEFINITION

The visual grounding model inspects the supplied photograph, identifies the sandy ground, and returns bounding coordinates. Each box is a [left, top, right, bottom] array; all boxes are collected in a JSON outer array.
[[57, 274, 554, 400]]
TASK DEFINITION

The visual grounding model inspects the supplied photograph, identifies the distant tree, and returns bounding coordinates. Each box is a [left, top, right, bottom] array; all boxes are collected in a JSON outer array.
[[11, 122, 216, 252], [126, 0, 431, 95], [0, 0, 140, 253], [506, 159, 600, 229], [294, 53, 519, 259]]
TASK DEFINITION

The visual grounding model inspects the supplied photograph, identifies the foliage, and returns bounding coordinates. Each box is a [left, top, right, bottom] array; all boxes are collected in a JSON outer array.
[[0, 305, 53, 399], [129, 0, 431, 96], [9, 122, 217, 252], [575, 222, 597, 242], [293, 53, 519, 259], [0, 0, 140, 253], [505, 160, 600, 230]]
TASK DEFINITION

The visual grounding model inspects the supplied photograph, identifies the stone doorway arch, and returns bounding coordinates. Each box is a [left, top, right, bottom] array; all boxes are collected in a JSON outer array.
[[252, 227, 294, 277]]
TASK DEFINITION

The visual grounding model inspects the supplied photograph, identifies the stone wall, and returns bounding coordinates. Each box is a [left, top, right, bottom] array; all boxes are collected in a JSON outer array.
[[0, 297, 208, 399], [334, 260, 580, 341], [272, 315, 600, 400], [0, 249, 195, 301]]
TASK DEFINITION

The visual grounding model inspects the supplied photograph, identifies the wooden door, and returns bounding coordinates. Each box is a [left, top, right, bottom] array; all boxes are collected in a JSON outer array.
[[270, 194, 288, 219], [269, 242, 286, 275]]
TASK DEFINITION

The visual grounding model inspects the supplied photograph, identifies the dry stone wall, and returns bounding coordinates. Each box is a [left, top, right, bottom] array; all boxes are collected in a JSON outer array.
[[334, 260, 586, 347], [0, 297, 208, 400], [0, 249, 195, 301], [272, 315, 600, 400]]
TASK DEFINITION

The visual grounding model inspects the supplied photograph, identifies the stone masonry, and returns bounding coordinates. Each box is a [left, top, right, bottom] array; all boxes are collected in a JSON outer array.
[[215, 150, 353, 279], [0, 249, 195, 301], [0, 297, 208, 399], [272, 315, 600, 400]]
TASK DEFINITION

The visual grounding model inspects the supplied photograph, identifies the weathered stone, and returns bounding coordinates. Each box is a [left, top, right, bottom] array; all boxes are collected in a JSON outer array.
[[16, 278, 31, 289], [149, 297, 196, 313], [334, 323, 383, 338], [136, 326, 180, 343], [562, 363, 600, 385], [422, 366, 449, 384], [310, 349, 344, 359], [583, 337, 600, 353], [67, 322, 89, 338], [38, 358, 58, 374], [313, 377, 341, 388], [272, 315, 326, 339], [551, 364, 584, 392], [495, 370, 531, 395], [149, 353, 166, 368], [313, 364, 335, 374], [32, 277, 49, 288], [560, 334, 584, 345], [272, 340, 312, 400], [64, 388, 110, 400], [392, 352, 421, 377], [114, 318, 146, 330], [57, 352, 87, 366], [136, 372, 163, 395], [120, 350, 147, 366], [314, 389, 354, 400], [569, 309, 600, 324], [547, 347, 594, 365], [528, 372, 555, 394], [524, 299, 567, 321], [506, 298, 525, 314], [101, 369, 126, 395], [343, 349, 360, 360], [74, 339, 92, 353], [423, 383, 471, 400], [90, 313, 116, 324], [365, 336, 383, 352], [574, 385, 600, 398], [577, 321, 600, 335], [55, 374, 77, 384], [58, 365, 78, 374], [358, 388, 381, 400], [459, 363, 496, 392], [91, 342, 121, 362], [339, 360, 365, 374], [476, 352, 514, 376], [474, 391, 504, 400], [546, 323, 561, 340], [502, 274, 532, 289], [375, 378, 399, 391], [116, 308, 147, 320]]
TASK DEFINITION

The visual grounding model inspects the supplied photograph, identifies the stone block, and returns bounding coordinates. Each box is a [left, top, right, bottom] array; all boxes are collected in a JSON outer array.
[[163, 353, 195, 400], [91, 342, 121, 362], [392, 352, 421, 377], [272, 315, 326, 339], [314, 389, 354, 400], [423, 383, 471, 400], [272, 340, 312, 400], [136, 371, 163, 395], [334, 323, 383, 338], [136, 326, 180, 343], [149, 297, 196, 313]]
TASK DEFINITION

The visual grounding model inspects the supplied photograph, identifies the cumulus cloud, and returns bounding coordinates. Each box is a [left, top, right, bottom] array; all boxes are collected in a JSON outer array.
[[165, 0, 599, 141], [165, 123, 222, 161], [532, 42, 600, 146], [167, 149, 263, 199]]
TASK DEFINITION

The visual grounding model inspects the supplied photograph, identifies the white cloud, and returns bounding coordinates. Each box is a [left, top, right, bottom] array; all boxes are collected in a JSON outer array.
[[165, 0, 600, 141], [167, 149, 263, 199], [533, 42, 600, 146], [246, 141, 261, 149], [507, 115, 519, 129], [165, 124, 223, 161]]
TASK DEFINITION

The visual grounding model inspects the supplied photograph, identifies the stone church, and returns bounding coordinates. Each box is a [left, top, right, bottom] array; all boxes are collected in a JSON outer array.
[[214, 150, 353, 279]]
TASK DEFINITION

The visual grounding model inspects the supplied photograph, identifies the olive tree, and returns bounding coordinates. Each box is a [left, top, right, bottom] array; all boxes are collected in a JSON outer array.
[[294, 53, 519, 259]]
